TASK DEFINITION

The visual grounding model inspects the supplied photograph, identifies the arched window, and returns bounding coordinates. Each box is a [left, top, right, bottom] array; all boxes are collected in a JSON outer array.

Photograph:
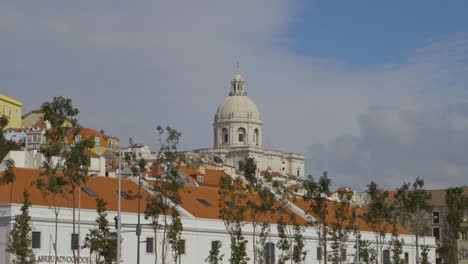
[[222, 128, 229, 144], [264, 242, 275, 264], [238, 160, 245, 171], [237, 127, 246, 143], [254, 129, 259, 145]]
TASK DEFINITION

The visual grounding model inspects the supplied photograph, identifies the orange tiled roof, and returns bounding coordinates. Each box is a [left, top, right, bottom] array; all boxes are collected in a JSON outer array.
[[179, 166, 232, 187], [178, 185, 307, 225], [290, 197, 412, 235], [259, 171, 283, 177], [0, 168, 152, 214]]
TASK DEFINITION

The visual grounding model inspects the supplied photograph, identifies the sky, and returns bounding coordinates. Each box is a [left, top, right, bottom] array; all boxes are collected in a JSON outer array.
[[1, 1, 468, 190]]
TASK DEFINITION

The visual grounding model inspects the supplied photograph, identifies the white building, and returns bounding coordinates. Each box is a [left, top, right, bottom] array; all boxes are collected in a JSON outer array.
[[0, 168, 436, 264], [194, 69, 305, 178]]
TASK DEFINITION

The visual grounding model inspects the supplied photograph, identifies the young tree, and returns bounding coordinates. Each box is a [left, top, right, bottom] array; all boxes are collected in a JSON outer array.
[[144, 126, 184, 264], [329, 189, 355, 264], [420, 245, 430, 264], [0, 115, 19, 161], [168, 210, 183, 264], [243, 157, 257, 184], [444, 187, 468, 264], [365, 181, 391, 264], [219, 176, 249, 264], [205, 240, 224, 264], [38, 96, 94, 264], [395, 178, 431, 264], [276, 217, 291, 264], [389, 222, 404, 264], [83, 198, 117, 264], [353, 234, 376, 264], [303, 171, 331, 264], [7, 191, 35, 264]]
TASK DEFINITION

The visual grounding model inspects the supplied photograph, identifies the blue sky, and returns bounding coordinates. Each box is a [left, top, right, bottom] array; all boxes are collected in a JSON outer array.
[[288, 1, 468, 65], [1, 0, 468, 188]]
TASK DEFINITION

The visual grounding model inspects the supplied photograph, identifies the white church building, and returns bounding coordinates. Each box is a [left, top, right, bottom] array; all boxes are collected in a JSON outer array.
[[194, 69, 305, 178]]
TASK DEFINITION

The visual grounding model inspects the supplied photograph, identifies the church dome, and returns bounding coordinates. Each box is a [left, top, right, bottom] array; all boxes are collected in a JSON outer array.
[[215, 95, 262, 123]]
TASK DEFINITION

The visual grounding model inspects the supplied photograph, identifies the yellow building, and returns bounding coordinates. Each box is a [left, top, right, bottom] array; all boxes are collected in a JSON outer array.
[[0, 93, 23, 128]]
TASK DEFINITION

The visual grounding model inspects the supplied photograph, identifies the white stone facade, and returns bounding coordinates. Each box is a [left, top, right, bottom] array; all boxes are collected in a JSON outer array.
[[195, 69, 304, 178]]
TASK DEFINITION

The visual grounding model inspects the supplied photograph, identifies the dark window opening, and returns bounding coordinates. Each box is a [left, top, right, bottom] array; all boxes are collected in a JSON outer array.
[[71, 233, 79, 250], [383, 249, 390, 264], [179, 240, 186, 255], [433, 227, 440, 240], [146, 238, 154, 253], [120, 191, 131, 200], [264, 242, 275, 264], [82, 187, 97, 197], [317, 247, 322, 260], [197, 198, 212, 207], [433, 211, 440, 224], [32, 231, 41, 249]]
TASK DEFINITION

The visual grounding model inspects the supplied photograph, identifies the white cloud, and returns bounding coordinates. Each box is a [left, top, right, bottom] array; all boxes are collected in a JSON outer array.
[[1, 1, 468, 188]]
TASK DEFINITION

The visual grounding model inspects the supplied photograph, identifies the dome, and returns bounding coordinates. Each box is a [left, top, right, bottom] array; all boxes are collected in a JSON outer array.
[[233, 72, 244, 82], [215, 95, 262, 123]]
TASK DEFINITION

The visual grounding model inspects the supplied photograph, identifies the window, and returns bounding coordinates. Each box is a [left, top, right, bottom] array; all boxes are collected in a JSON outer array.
[[264, 242, 275, 264], [2, 105, 5, 115], [146, 238, 154, 253], [404, 252, 409, 264], [179, 240, 186, 255], [197, 198, 212, 207], [211, 240, 221, 251], [297, 168, 300, 177], [432, 211, 440, 224], [71, 233, 79, 250], [383, 249, 390, 264], [15, 109, 18, 119], [254, 129, 259, 145], [32, 231, 41, 249], [9, 106, 12, 117], [197, 175, 204, 182], [82, 187, 98, 197], [222, 128, 229, 144], [237, 127, 246, 143], [120, 191, 131, 200], [462, 231, 467, 240], [95, 137, 100, 146], [341, 248, 347, 261], [317, 247, 322, 260], [433, 227, 440, 240], [75, 135, 81, 143]]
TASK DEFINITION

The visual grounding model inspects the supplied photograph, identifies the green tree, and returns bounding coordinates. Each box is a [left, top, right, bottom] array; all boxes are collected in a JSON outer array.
[[395, 178, 431, 264], [219, 176, 249, 264], [7, 191, 35, 264], [205, 240, 224, 264], [38, 96, 94, 264], [420, 245, 430, 264], [83, 198, 117, 264], [389, 221, 404, 264], [303, 171, 331, 264], [144, 126, 184, 264], [365, 181, 391, 264], [329, 189, 354, 264], [276, 217, 291, 264], [353, 234, 376, 264], [168, 210, 183, 264], [444, 187, 468, 264], [0, 115, 20, 161], [243, 157, 257, 183]]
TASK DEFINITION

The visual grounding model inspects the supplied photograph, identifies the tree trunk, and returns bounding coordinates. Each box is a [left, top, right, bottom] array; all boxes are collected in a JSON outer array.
[[72, 186, 77, 264]]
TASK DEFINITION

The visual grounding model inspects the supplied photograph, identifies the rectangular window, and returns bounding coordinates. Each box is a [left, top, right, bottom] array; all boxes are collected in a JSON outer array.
[[296, 169, 300, 177], [383, 249, 390, 264], [211, 240, 220, 251], [341, 248, 347, 261], [238, 133, 244, 142], [32, 231, 41, 248], [71, 233, 79, 250], [405, 252, 409, 264], [179, 239, 186, 255], [433, 227, 440, 240], [15, 109, 18, 119], [317, 247, 322, 260], [462, 231, 467, 240], [146, 237, 154, 253], [95, 137, 100, 146], [9, 106, 12, 117], [433, 211, 440, 224]]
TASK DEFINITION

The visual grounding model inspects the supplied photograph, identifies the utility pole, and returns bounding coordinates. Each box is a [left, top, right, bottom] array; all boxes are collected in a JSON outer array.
[[117, 149, 122, 263]]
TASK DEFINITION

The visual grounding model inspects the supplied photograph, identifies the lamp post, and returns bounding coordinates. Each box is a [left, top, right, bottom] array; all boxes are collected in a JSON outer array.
[[116, 149, 122, 264]]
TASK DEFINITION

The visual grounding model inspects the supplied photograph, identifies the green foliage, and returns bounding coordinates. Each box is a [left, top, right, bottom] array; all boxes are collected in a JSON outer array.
[[205, 240, 224, 264], [0, 158, 16, 185], [243, 157, 257, 183], [329, 189, 354, 264], [168, 210, 183, 263], [395, 178, 431, 264], [144, 126, 184, 264], [276, 217, 290, 264], [292, 222, 306, 264], [7, 191, 35, 264], [0, 115, 20, 161], [353, 234, 376, 264], [444, 187, 468, 264], [83, 198, 117, 264], [303, 171, 331, 264], [219, 176, 249, 264], [389, 223, 404, 264], [420, 245, 430, 264], [365, 181, 391, 264]]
